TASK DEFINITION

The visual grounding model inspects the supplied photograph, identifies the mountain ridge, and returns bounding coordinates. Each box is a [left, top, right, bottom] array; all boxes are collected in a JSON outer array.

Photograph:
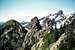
[[0, 10, 75, 50]]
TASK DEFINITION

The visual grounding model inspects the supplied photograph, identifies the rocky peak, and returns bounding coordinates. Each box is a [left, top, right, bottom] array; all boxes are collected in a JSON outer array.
[[0, 19, 27, 50], [31, 16, 41, 31]]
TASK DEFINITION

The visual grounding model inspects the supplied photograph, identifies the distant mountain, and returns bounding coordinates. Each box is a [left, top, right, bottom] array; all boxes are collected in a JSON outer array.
[[0, 22, 4, 29], [0, 22, 4, 25], [21, 10, 66, 30]]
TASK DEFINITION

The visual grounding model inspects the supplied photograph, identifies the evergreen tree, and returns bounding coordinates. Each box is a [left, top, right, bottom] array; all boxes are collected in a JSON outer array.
[[59, 25, 64, 36], [54, 25, 59, 41]]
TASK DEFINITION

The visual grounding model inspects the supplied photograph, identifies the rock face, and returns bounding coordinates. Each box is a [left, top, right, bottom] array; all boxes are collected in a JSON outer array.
[[22, 17, 42, 50], [65, 14, 75, 50], [31, 16, 42, 31], [42, 17, 52, 32], [0, 20, 27, 50]]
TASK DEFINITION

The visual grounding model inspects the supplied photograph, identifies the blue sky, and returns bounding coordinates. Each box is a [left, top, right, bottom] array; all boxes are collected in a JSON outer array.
[[0, 0, 75, 22]]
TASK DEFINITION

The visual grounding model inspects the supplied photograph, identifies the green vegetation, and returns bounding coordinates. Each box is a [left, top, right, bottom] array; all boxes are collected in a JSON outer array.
[[41, 26, 59, 50], [58, 42, 67, 50], [41, 24, 66, 50]]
